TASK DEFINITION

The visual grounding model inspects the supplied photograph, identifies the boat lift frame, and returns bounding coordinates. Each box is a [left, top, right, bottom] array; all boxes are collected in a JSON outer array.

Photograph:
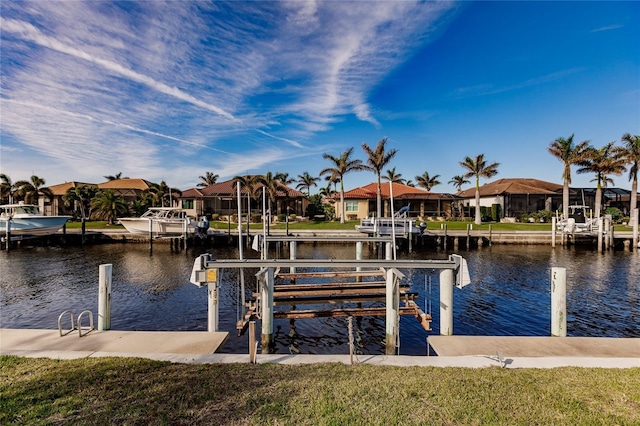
[[190, 254, 470, 355]]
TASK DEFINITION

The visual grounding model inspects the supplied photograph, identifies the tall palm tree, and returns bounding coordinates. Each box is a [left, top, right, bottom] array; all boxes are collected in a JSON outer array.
[[13, 175, 52, 205], [383, 167, 405, 184], [233, 174, 260, 228], [257, 171, 284, 217], [616, 133, 640, 228], [197, 172, 219, 188], [0, 173, 16, 204], [449, 175, 470, 218], [362, 138, 398, 218], [459, 154, 500, 225], [415, 171, 442, 191], [320, 148, 365, 223], [548, 134, 590, 220], [63, 185, 98, 219], [296, 172, 320, 197], [404, 180, 415, 187], [577, 142, 627, 218], [90, 190, 129, 224]]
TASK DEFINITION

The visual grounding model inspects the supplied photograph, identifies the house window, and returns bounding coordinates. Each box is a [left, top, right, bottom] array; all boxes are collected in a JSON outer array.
[[345, 201, 358, 212], [182, 199, 194, 209]]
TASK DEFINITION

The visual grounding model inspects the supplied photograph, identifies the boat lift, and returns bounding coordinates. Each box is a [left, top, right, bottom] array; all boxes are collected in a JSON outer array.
[[190, 254, 470, 355]]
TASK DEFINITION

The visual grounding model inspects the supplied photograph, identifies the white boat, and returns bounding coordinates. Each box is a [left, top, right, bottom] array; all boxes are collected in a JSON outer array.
[[118, 207, 194, 236], [556, 205, 598, 234], [355, 206, 425, 237], [0, 203, 71, 236]]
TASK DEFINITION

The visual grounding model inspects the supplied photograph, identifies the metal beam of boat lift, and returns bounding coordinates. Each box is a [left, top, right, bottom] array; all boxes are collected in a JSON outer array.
[[190, 254, 471, 355]]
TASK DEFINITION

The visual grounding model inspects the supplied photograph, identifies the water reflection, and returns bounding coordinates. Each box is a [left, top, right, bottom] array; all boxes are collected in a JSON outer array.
[[1, 242, 638, 355]]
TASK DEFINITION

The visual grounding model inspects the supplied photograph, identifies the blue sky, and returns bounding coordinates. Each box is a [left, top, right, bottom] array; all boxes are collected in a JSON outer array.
[[1, 1, 638, 193]]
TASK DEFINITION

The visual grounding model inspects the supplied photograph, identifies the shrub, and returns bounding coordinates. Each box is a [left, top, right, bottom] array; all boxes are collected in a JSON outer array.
[[211, 213, 220, 221], [251, 213, 262, 223], [605, 207, 623, 222], [277, 213, 286, 222]]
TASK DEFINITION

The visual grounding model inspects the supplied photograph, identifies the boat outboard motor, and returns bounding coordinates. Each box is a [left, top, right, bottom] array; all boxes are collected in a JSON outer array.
[[419, 221, 427, 235]]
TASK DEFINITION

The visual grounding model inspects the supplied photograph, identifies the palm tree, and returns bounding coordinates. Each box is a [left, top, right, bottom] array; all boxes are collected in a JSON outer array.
[[459, 154, 500, 225], [616, 133, 640, 229], [197, 172, 219, 188], [362, 138, 398, 218], [404, 180, 415, 187], [13, 175, 52, 205], [577, 142, 627, 218], [103, 172, 128, 181], [148, 181, 181, 207], [63, 185, 98, 220], [296, 172, 320, 197], [0, 173, 16, 204], [275, 172, 295, 186], [449, 175, 470, 192], [383, 167, 405, 184], [548, 134, 590, 220], [320, 148, 365, 223], [90, 190, 129, 224], [449, 175, 470, 218], [257, 171, 284, 217], [233, 174, 260, 229], [415, 171, 442, 191]]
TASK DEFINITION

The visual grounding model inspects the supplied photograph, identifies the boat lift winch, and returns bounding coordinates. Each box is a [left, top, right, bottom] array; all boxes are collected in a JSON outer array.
[[189, 253, 471, 355]]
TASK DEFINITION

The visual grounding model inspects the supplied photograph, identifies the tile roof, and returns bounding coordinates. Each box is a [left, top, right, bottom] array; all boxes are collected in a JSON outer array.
[[457, 178, 562, 198], [342, 182, 453, 200], [190, 178, 306, 198], [45, 181, 97, 195], [98, 178, 152, 190]]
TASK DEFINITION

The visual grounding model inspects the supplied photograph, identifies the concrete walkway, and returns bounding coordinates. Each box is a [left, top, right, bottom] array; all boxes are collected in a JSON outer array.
[[2, 329, 638, 368]]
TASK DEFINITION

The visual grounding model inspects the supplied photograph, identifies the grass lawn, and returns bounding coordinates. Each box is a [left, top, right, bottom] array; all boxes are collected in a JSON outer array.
[[68, 220, 634, 233], [1, 356, 638, 425]]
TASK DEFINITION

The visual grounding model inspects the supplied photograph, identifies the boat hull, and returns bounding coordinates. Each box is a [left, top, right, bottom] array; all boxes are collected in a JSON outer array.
[[0, 217, 71, 236], [119, 218, 189, 236]]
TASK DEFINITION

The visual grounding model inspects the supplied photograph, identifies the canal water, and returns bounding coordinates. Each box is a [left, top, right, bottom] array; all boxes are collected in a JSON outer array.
[[1, 242, 638, 355]]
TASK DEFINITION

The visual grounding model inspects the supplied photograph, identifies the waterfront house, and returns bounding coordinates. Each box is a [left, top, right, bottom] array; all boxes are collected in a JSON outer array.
[[179, 178, 309, 219], [456, 178, 562, 219], [335, 182, 456, 221], [39, 181, 97, 216], [456, 178, 638, 220]]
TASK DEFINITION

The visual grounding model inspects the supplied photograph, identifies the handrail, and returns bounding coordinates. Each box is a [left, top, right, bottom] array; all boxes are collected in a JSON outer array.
[[58, 310, 75, 336], [77, 310, 94, 337]]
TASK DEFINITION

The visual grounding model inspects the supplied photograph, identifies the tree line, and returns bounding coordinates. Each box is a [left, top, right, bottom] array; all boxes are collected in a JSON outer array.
[[1, 133, 638, 225]]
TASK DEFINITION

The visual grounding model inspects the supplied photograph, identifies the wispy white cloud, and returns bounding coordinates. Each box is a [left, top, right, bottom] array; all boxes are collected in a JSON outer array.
[[591, 24, 623, 33], [0, 17, 237, 121], [452, 68, 585, 99], [0, 1, 457, 187]]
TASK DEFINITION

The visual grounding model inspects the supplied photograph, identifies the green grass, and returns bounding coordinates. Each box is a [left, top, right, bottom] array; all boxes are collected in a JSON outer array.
[[1, 356, 638, 425], [69, 220, 634, 233], [64, 221, 124, 229]]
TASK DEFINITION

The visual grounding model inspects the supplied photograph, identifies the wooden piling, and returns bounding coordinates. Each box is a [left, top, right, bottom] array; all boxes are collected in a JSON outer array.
[[98, 264, 112, 331], [439, 269, 454, 336], [551, 267, 566, 337], [633, 208, 639, 251], [385, 268, 399, 355], [261, 268, 274, 353]]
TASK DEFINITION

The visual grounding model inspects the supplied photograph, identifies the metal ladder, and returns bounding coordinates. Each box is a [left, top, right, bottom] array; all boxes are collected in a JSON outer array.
[[58, 310, 94, 337]]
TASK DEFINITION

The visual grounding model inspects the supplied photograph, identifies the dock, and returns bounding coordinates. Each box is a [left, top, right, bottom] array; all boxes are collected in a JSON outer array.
[[2, 329, 638, 368], [428, 335, 639, 358], [0, 329, 228, 361]]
